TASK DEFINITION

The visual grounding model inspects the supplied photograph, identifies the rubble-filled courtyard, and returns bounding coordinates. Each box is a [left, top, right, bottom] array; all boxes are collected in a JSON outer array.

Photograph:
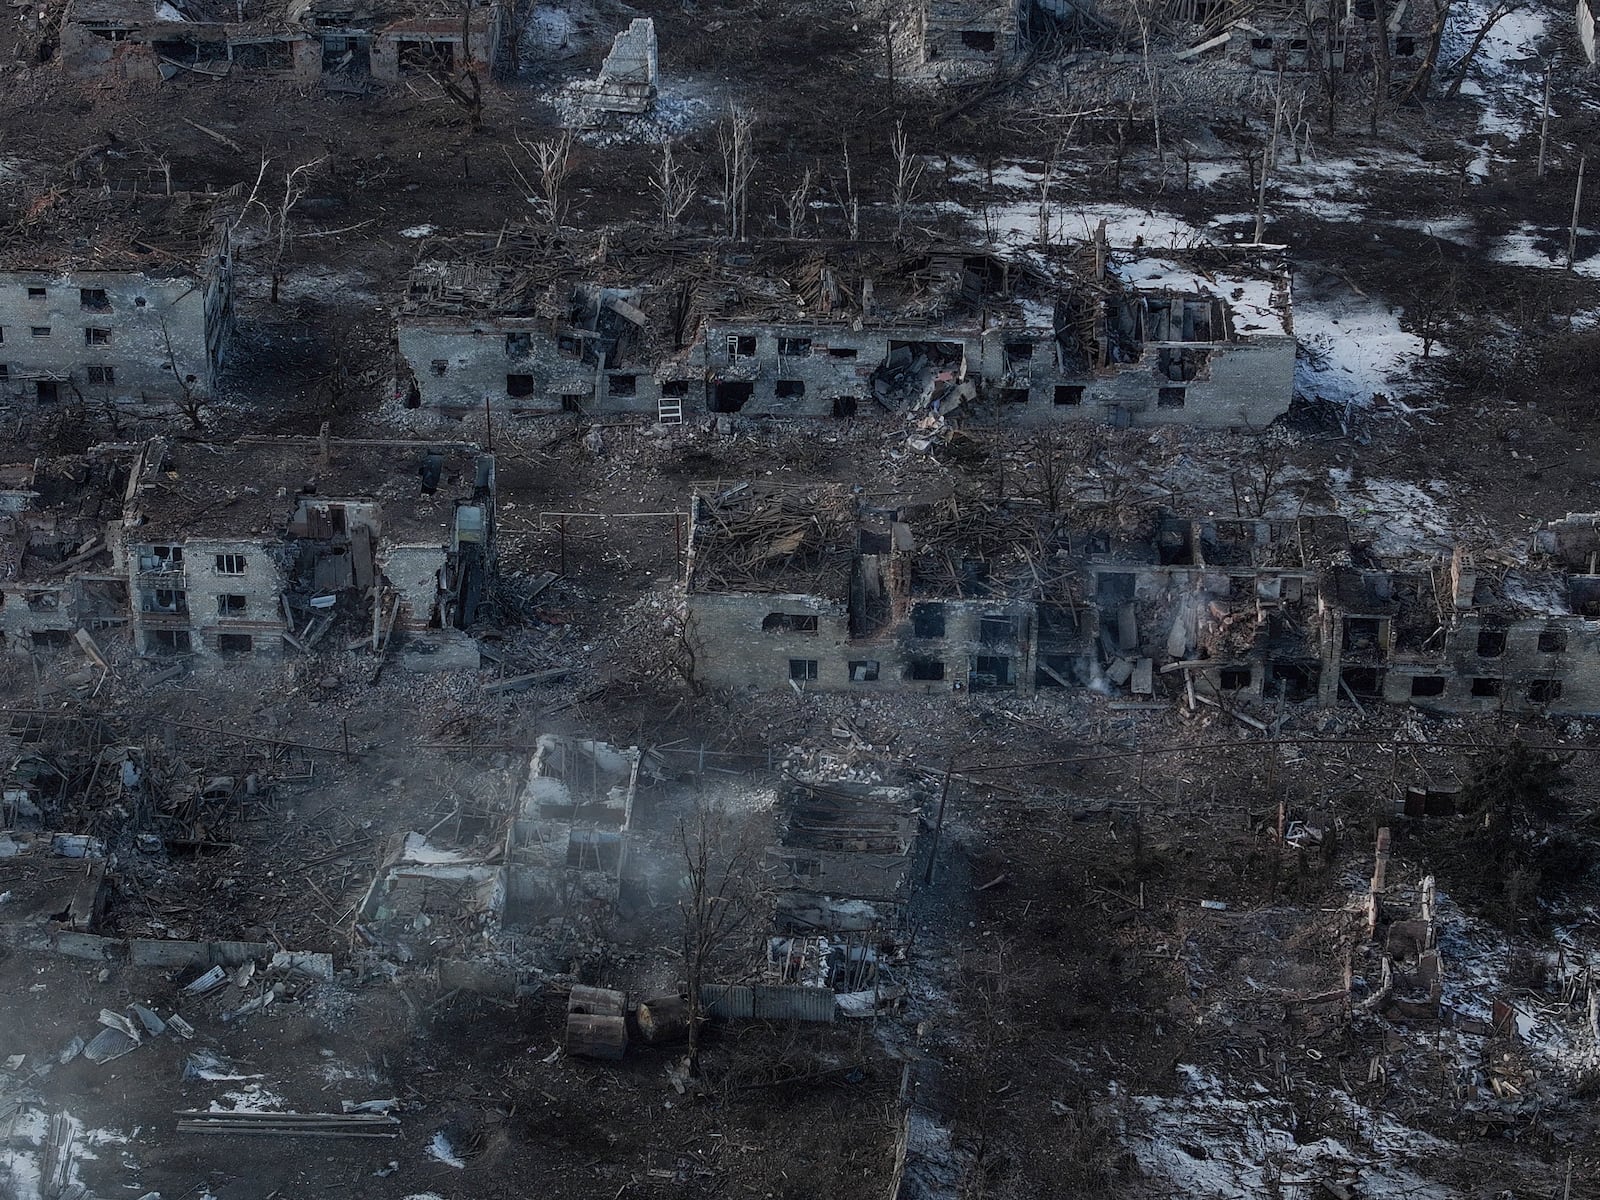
[[5, 1, 1600, 1198]]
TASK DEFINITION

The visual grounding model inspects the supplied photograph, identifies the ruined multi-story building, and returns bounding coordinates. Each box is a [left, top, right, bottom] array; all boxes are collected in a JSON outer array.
[[683, 482, 1600, 718], [0, 190, 234, 414], [398, 230, 1295, 431], [0, 457, 130, 655], [116, 435, 494, 661], [59, 0, 507, 86]]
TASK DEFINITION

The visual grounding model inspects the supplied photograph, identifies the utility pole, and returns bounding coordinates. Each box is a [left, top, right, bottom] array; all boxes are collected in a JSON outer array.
[[1537, 59, 1553, 180], [1569, 153, 1587, 269]]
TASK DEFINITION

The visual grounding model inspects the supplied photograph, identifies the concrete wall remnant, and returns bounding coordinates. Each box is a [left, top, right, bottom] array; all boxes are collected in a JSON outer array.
[[579, 17, 658, 117]]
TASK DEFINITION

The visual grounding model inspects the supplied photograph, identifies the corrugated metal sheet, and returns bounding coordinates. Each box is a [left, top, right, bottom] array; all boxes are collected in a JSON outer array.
[[700, 983, 753, 1019], [700, 983, 835, 1022], [754, 984, 836, 1023]]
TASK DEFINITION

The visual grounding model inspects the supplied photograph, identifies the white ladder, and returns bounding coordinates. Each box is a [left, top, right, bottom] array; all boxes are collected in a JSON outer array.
[[657, 396, 683, 424]]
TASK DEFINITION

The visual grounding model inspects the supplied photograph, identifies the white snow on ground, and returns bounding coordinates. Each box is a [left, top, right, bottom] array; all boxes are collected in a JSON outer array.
[[1326, 469, 1455, 555], [1133, 1066, 1459, 1200], [939, 199, 1211, 252], [1115, 257, 1288, 338], [1295, 294, 1429, 407], [427, 1131, 466, 1168], [1491, 225, 1600, 277], [1452, 1, 1549, 178]]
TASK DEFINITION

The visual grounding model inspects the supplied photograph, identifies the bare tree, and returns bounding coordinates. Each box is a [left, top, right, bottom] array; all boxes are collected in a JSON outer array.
[[677, 800, 764, 1076], [651, 138, 700, 238], [827, 138, 861, 240], [245, 156, 327, 305], [1253, 72, 1287, 244], [1369, 0, 1394, 134], [785, 164, 814, 238], [716, 104, 757, 241], [511, 130, 577, 229], [889, 119, 924, 237], [160, 317, 207, 430], [1229, 434, 1298, 518], [1129, 0, 1165, 185]]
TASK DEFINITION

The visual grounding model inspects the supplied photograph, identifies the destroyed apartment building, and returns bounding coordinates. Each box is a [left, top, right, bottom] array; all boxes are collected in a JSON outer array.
[[1168, 0, 1434, 73], [116, 435, 495, 664], [0, 457, 131, 655], [396, 229, 1295, 431], [0, 188, 235, 414], [683, 482, 1600, 717], [59, 0, 508, 86]]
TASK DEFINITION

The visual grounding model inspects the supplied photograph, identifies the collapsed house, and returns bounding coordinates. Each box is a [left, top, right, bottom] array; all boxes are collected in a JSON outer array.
[[0, 189, 235, 414], [1167, 0, 1432, 73], [502, 736, 640, 935], [110, 435, 494, 663], [59, 0, 508, 86], [397, 229, 1295, 431], [910, 0, 1024, 78], [684, 484, 1600, 717]]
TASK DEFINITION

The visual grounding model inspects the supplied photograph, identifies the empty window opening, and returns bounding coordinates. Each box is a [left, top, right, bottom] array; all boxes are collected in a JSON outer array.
[[1158, 386, 1187, 408], [80, 288, 110, 311], [560, 393, 589, 412], [1341, 666, 1385, 700], [999, 387, 1029, 404], [1471, 677, 1503, 698], [26, 591, 59, 611], [849, 660, 880, 682], [217, 594, 247, 615], [788, 658, 819, 681], [149, 629, 192, 654], [971, 655, 1014, 690], [779, 336, 812, 357], [1097, 572, 1136, 602], [979, 614, 1015, 644], [911, 602, 946, 638], [831, 396, 858, 418], [0, 366, 8, 381], [31, 327, 50, 338], [1054, 384, 1084, 406], [1004, 340, 1034, 364], [504, 332, 532, 356], [30, 629, 71, 649], [1538, 630, 1567, 653], [84, 328, 109, 346], [1269, 661, 1320, 702], [660, 379, 690, 397], [1394, 35, 1416, 55], [217, 633, 253, 654], [762, 612, 818, 634], [1477, 628, 1506, 658], [711, 381, 754, 413], [1250, 36, 1274, 50], [1528, 679, 1563, 704], [775, 379, 806, 399], [215, 554, 247, 576], [235, 39, 295, 69], [1038, 602, 1078, 638], [1343, 616, 1385, 654], [35, 381, 58, 403], [557, 334, 583, 359], [506, 374, 536, 398], [397, 39, 453, 73], [26, 287, 45, 300], [727, 334, 757, 359], [566, 830, 622, 871], [1219, 667, 1252, 691], [608, 373, 637, 397], [1035, 653, 1083, 688], [430, 359, 448, 376], [826, 347, 858, 360], [959, 29, 997, 51], [86, 365, 115, 386], [907, 659, 946, 681], [1410, 676, 1447, 698]]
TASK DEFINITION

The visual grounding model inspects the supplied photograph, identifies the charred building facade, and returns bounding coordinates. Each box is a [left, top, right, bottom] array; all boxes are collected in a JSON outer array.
[[397, 229, 1295, 431], [684, 485, 1600, 719]]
